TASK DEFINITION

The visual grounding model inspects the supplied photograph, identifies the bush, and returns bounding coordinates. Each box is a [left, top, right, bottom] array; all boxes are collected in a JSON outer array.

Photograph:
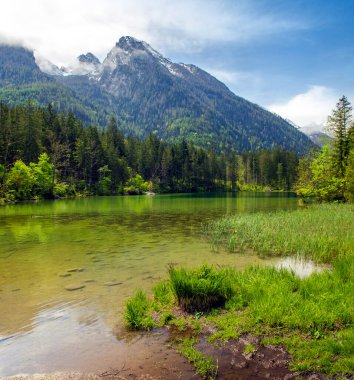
[[169, 265, 234, 312], [124, 174, 149, 195], [124, 289, 154, 330]]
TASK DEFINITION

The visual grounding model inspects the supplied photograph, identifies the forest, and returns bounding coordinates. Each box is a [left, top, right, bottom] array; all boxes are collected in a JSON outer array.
[[0, 102, 300, 201]]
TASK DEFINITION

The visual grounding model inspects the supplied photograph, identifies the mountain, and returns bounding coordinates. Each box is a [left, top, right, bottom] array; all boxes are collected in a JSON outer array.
[[307, 131, 333, 147], [0, 38, 314, 153], [0, 45, 111, 124]]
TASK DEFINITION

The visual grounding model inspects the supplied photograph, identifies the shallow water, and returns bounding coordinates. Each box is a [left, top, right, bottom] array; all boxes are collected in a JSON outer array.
[[0, 192, 298, 376]]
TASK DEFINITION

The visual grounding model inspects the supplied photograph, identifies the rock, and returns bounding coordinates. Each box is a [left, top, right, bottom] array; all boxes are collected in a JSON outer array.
[[67, 268, 84, 273], [65, 284, 85, 291], [59, 273, 71, 277], [104, 281, 123, 287]]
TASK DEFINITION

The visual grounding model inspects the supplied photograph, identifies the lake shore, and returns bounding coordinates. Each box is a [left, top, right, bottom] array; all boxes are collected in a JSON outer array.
[[2, 326, 332, 380], [123, 203, 353, 378]]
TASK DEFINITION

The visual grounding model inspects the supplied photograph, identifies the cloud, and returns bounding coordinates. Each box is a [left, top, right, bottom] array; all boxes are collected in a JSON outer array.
[[267, 86, 339, 132], [0, 0, 308, 65], [208, 69, 261, 90]]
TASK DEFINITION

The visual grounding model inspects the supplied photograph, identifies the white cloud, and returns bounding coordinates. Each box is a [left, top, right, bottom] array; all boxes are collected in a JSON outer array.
[[208, 69, 261, 89], [0, 0, 308, 66], [267, 86, 339, 133]]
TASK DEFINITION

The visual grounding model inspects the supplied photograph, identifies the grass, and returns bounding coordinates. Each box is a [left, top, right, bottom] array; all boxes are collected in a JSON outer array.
[[124, 204, 354, 376], [124, 289, 154, 330], [169, 264, 234, 312], [205, 203, 353, 263], [177, 337, 218, 380], [244, 342, 256, 354]]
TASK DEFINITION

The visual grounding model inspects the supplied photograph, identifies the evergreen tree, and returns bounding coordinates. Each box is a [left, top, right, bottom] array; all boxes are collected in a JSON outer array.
[[327, 96, 352, 177]]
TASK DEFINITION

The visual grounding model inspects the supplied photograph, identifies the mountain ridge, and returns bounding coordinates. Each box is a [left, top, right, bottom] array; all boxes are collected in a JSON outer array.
[[0, 37, 314, 153]]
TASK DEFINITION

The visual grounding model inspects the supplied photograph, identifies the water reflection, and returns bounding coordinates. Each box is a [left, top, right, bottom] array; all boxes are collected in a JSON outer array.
[[276, 256, 326, 278], [0, 192, 298, 376]]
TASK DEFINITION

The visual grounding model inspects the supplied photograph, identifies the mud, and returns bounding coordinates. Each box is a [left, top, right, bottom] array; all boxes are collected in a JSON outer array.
[[196, 334, 330, 380], [3, 329, 346, 380]]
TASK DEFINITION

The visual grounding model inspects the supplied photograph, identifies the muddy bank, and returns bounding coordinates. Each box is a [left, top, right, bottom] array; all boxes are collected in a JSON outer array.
[[2, 328, 341, 380]]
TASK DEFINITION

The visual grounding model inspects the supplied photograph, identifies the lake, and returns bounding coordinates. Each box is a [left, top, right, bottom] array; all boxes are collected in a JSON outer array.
[[0, 192, 298, 376]]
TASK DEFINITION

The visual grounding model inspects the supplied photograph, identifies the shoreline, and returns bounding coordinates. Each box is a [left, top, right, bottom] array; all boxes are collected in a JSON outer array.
[[2, 327, 332, 380]]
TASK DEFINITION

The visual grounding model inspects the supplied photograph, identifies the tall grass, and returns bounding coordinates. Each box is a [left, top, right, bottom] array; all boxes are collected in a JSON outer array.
[[169, 265, 234, 312], [124, 289, 154, 330], [206, 203, 353, 263]]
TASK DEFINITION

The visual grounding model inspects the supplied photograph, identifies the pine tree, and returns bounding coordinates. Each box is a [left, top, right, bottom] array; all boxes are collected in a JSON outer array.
[[327, 96, 353, 177]]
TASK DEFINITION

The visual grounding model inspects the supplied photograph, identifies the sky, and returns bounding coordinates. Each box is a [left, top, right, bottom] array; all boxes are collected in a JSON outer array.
[[0, 0, 353, 132]]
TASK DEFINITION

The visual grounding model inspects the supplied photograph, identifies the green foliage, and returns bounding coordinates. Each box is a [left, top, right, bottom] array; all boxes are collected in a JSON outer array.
[[326, 95, 352, 177], [5, 160, 33, 200], [169, 265, 234, 312], [124, 174, 149, 195], [4, 154, 54, 200], [97, 165, 112, 195], [53, 182, 70, 198], [124, 290, 154, 330], [244, 343, 256, 354], [0, 164, 4, 182], [0, 102, 304, 201], [31, 153, 54, 198], [344, 148, 354, 201], [297, 146, 345, 201], [153, 281, 174, 306], [177, 337, 217, 379], [298, 96, 354, 202]]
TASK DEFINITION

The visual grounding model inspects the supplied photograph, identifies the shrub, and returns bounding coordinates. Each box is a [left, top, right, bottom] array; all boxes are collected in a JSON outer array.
[[169, 265, 234, 312]]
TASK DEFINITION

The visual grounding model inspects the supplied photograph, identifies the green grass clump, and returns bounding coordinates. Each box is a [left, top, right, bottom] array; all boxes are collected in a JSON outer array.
[[124, 289, 154, 330], [153, 281, 174, 306], [206, 203, 353, 263], [169, 265, 234, 312], [177, 337, 218, 379], [244, 342, 256, 354]]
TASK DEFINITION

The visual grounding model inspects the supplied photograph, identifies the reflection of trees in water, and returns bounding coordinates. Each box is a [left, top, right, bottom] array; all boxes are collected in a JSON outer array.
[[0, 194, 298, 340]]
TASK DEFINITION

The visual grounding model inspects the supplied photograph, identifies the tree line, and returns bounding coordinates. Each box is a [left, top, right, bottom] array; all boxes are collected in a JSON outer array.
[[0, 102, 300, 201]]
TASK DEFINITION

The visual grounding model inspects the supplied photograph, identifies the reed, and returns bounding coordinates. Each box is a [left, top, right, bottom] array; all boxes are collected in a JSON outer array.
[[206, 203, 353, 263]]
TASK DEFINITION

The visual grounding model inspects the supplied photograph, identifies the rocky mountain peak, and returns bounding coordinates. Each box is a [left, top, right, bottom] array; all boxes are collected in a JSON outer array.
[[78, 52, 100, 65], [116, 36, 145, 52]]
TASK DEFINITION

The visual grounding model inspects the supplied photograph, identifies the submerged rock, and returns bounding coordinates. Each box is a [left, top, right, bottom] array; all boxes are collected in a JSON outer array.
[[65, 284, 85, 291], [104, 281, 123, 287], [67, 268, 85, 273], [59, 273, 71, 277]]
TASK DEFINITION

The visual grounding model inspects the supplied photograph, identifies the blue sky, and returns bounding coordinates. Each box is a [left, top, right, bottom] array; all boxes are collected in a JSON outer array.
[[0, 0, 353, 131]]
